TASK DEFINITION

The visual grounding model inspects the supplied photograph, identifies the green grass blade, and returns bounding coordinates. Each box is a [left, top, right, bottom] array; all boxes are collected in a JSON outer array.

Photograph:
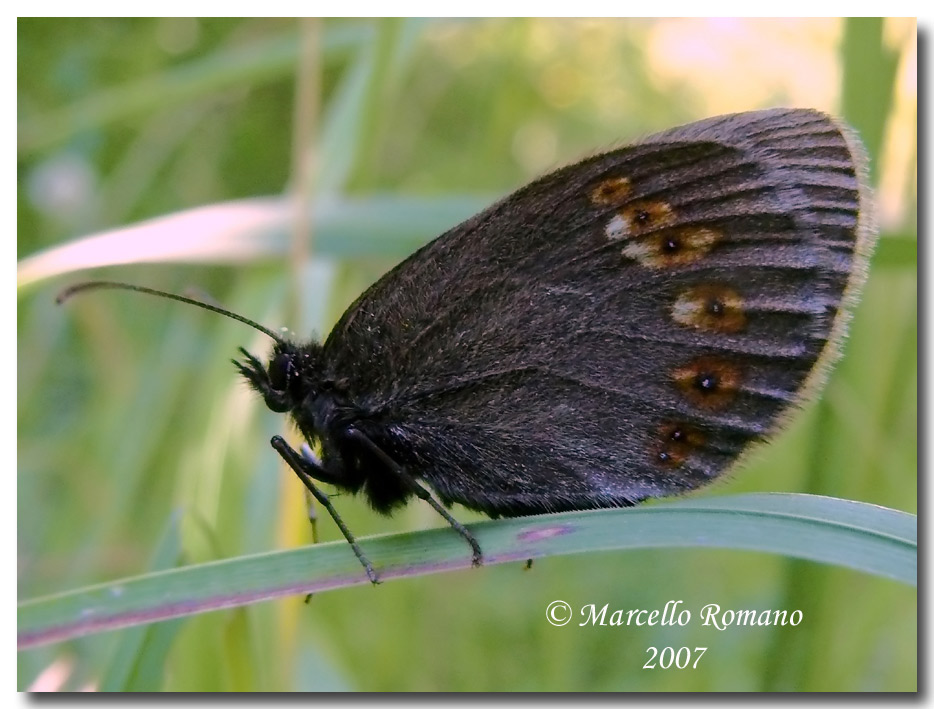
[[97, 512, 184, 691], [18, 493, 916, 650]]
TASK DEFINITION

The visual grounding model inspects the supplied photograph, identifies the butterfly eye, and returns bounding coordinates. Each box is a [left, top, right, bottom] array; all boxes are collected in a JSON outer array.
[[268, 353, 293, 392]]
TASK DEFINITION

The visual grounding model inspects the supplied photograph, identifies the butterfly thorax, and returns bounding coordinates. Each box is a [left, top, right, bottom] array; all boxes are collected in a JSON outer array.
[[237, 339, 416, 509]]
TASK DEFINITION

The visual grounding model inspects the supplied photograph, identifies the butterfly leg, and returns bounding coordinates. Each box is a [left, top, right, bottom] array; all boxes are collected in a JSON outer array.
[[345, 428, 484, 568], [299, 443, 324, 539], [270, 435, 380, 585]]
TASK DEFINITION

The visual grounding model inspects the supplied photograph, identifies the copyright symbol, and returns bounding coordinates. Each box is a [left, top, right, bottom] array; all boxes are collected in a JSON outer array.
[[546, 600, 572, 626]]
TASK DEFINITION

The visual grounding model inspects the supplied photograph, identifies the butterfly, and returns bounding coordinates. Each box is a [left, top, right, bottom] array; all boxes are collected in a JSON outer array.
[[59, 108, 876, 583]]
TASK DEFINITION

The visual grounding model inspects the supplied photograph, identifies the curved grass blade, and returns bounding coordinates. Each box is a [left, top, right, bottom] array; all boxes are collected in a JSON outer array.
[[16, 195, 491, 291], [18, 493, 916, 650]]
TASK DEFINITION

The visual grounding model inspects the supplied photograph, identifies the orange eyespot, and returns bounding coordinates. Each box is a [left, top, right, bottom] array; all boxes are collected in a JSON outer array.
[[671, 356, 743, 410], [590, 177, 632, 205], [653, 422, 706, 468], [672, 284, 747, 333], [622, 226, 720, 268]]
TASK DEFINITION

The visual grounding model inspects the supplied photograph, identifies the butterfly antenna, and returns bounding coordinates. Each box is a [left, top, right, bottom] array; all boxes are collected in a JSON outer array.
[[56, 280, 288, 345]]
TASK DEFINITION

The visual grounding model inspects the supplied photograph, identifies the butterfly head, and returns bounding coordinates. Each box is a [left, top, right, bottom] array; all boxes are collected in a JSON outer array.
[[235, 341, 326, 415]]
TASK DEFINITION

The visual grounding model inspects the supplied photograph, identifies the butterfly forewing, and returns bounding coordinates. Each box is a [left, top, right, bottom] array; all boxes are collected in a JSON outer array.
[[321, 108, 873, 516]]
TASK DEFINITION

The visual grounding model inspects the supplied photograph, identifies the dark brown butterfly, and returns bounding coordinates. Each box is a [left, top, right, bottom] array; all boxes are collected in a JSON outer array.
[[60, 108, 876, 583]]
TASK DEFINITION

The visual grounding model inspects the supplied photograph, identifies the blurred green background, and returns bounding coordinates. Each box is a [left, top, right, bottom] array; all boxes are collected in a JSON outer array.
[[17, 18, 916, 691]]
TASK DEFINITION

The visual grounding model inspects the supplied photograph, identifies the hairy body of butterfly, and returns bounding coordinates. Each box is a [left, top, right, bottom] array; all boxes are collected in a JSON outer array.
[[232, 108, 875, 581]]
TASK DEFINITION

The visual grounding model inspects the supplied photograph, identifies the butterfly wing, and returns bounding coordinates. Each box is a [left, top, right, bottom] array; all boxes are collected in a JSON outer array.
[[322, 108, 875, 516]]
